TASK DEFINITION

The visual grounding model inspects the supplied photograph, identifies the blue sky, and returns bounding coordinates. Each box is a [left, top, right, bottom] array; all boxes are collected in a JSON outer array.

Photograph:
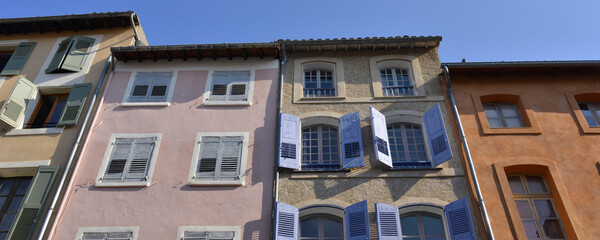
[[4, 0, 599, 62]]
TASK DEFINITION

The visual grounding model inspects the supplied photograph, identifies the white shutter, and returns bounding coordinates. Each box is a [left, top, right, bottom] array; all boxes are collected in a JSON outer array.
[[196, 137, 220, 177], [370, 106, 393, 167], [0, 76, 36, 127], [103, 138, 134, 181], [128, 72, 152, 102], [275, 202, 299, 240], [218, 136, 243, 178], [278, 113, 301, 169], [147, 72, 172, 102], [124, 137, 155, 182]]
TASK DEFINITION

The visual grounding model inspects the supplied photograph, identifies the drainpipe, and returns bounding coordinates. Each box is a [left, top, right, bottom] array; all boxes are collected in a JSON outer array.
[[36, 56, 112, 240], [443, 66, 495, 240], [272, 44, 286, 239], [130, 12, 142, 47]]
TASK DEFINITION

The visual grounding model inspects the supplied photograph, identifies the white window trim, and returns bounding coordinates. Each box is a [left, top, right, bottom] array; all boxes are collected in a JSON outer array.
[[75, 226, 140, 240], [383, 110, 434, 164], [202, 70, 254, 106], [95, 133, 162, 187], [177, 226, 241, 240], [369, 55, 424, 98], [188, 132, 249, 186], [293, 57, 346, 102], [121, 71, 178, 106]]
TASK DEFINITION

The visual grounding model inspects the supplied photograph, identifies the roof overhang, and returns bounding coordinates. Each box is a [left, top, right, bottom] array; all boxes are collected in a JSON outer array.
[[278, 36, 441, 52], [443, 60, 600, 76], [111, 43, 279, 62]]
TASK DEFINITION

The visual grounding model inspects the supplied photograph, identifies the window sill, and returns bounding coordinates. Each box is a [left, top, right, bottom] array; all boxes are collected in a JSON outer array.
[[95, 181, 150, 187], [203, 100, 252, 107], [373, 95, 427, 99], [386, 167, 442, 171], [299, 96, 346, 101], [5, 128, 63, 136], [481, 126, 542, 135], [189, 179, 244, 186], [293, 169, 350, 173], [120, 102, 170, 107]]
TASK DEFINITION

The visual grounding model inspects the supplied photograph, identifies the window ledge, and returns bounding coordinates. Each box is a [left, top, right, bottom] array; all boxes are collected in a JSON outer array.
[[120, 102, 170, 107], [292, 169, 351, 173], [203, 100, 252, 107], [373, 95, 427, 100], [299, 96, 346, 101], [5, 128, 63, 136], [482, 127, 542, 135], [386, 167, 442, 171], [189, 179, 244, 186], [95, 181, 150, 187]]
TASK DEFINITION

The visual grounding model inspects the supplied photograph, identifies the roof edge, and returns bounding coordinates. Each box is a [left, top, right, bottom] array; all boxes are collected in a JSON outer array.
[[443, 60, 600, 69]]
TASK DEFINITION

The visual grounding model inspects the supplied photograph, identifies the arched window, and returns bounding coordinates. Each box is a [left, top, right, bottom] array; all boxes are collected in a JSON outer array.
[[400, 212, 446, 240], [302, 125, 340, 170], [302, 62, 336, 97], [300, 214, 343, 240], [387, 123, 428, 168]]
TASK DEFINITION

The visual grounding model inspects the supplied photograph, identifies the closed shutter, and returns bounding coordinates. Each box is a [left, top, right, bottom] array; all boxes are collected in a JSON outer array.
[[45, 36, 74, 73], [196, 137, 220, 177], [345, 200, 370, 240], [210, 72, 231, 100], [370, 106, 392, 167], [57, 83, 91, 126], [7, 165, 59, 240], [124, 137, 156, 182], [0, 76, 37, 127], [275, 202, 298, 240], [375, 203, 402, 240], [128, 72, 153, 102], [444, 198, 476, 240], [340, 112, 364, 168], [0, 42, 36, 76], [424, 104, 452, 167], [60, 36, 95, 72], [278, 113, 301, 169], [228, 71, 250, 101], [147, 72, 173, 102], [103, 138, 134, 182], [218, 136, 243, 178]]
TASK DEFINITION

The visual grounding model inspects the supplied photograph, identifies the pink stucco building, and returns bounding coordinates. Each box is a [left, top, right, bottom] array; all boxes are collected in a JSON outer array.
[[49, 44, 280, 240]]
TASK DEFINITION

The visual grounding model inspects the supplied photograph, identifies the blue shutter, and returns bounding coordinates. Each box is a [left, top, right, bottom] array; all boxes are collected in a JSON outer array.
[[340, 112, 364, 168], [424, 104, 452, 167], [275, 202, 298, 240], [375, 203, 401, 240], [279, 113, 301, 170], [369, 106, 392, 167], [444, 198, 476, 240], [345, 200, 370, 240]]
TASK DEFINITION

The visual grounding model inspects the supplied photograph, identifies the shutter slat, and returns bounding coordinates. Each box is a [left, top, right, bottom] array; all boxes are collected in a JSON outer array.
[[57, 83, 91, 126], [345, 200, 370, 240], [0, 42, 36, 76], [375, 203, 402, 240], [424, 104, 452, 167], [60, 35, 95, 72], [0, 76, 36, 127], [275, 202, 298, 240], [279, 113, 301, 169], [370, 106, 393, 167], [340, 112, 365, 168], [444, 198, 476, 240]]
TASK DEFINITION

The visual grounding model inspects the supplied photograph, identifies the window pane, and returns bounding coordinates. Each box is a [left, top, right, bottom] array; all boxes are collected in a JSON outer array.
[[521, 220, 541, 239], [541, 219, 565, 239], [483, 104, 499, 117], [500, 104, 520, 117], [300, 218, 319, 237], [47, 95, 68, 127], [526, 176, 548, 193], [505, 117, 524, 128], [0, 180, 14, 196], [322, 218, 343, 237], [422, 214, 444, 236], [508, 176, 526, 194], [400, 215, 419, 236], [533, 200, 556, 218], [515, 200, 534, 219], [0, 214, 15, 231], [7, 196, 23, 212], [487, 118, 503, 128]]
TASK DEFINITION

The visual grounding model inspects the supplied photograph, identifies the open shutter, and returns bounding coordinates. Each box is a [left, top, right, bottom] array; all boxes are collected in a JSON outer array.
[[56, 83, 91, 126], [7, 165, 59, 240], [370, 106, 392, 167], [45, 36, 74, 73], [0, 42, 36, 76], [345, 200, 370, 240], [424, 104, 452, 167], [340, 112, 364, 168], [60, 36, 95, 72], [147, 72, 172, 102], [124, 137, 155, 182], [444, 198, 476, 240], [0, 76, 36, 127], [375, 203, 401, 240], [275, 202, 298, 240], [279, 113, 301, 170]]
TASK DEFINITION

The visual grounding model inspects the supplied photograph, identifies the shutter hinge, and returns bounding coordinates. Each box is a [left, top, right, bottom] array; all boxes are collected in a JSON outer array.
[[144, 176, 148, 181], [192, 176, 196, 180], [99, 177, 103, 182]]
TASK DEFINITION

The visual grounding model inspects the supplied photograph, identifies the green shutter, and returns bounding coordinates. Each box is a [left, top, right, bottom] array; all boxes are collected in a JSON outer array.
[[0, 42, 36, 76], [60, 36, 95, 72], [45, 36, 74, 74], [57, 83, 92, 126], [7, 165, 59, 240], [0, 76, 36, 127]]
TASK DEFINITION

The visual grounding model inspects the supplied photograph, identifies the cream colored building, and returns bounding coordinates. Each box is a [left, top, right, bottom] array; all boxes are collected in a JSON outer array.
[[0, 12, 146, 240], [274, 37, 483, 239]]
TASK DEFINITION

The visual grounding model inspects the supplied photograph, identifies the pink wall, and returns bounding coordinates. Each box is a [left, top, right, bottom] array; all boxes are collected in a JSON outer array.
[[52, 66, 278, 239]]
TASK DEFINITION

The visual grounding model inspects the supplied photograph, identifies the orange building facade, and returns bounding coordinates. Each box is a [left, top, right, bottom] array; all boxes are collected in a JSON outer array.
[[443, 61, 600, 240]]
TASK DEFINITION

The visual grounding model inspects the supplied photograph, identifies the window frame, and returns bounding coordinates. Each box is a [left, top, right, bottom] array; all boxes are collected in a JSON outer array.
[[302, 62, 336, 98], [566, 92, 600, 134], [387, 122, 431, 168], [301, 124, 341, 171], [383, 110, 436, 169], [0, 177, 32, 238], [472, 94, 541, 134], [203, 70, 254, 106], [74, 226, 139, 240], [24, 93, 68, 129], [293, 58, 346, 102], [482, 102, 525, 128], [121, 71, 177, 107], [299, 213, 344, 240], [95, 133, 162, 187], [369, 56, 425, 98], [188, 132, 249, 186]]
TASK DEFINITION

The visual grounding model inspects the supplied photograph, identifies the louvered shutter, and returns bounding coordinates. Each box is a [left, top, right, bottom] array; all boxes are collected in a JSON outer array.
[[124, 137, 156, 182], [275, 202, 298, 240], [279, 113, 301, 169], [128, 72, 153, 102], [0, 76, 36, 127], [0, 42, 36, 76], [210, 72, 231, 100], [340, 112, 364, 168], [103, 138, 134, 182], [7, 165, 59, 240], [57, 83, 91, 126], [45, 36, 74, 73], [345, 200, 370, 240], [444, 198, 476, 240], [196, 137, 220, 178], [218, 136, 243, 179], [370, 106, 392, 167], [229, 71, 250, 101], [60, 36, 95, 72], [424, 104, 452, 167], [375, 203, 401, 240], [147, 72, 172, 102]]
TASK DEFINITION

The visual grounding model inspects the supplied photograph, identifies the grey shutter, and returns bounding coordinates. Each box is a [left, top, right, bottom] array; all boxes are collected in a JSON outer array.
[[345, 200, 370, 240], [60, 36, 95, 72], [218, 136, 243, 179], [196, 137, 220, 178], [340, 112, 364, 168], [370, 106, 392, 167], [103, 138, 134, 182], [275, 202, 298, 240], [45, 36, 74, 73], [228, 71, 250, 101], [0, 76, 36, 127], [147, 72, 172, 102], [278, 113, 301, 169], [0, 42, 36, 76], [424, 104, 452, 167], [57, 83, 91, 126], [208, 231, 234, 240], [128, 72, 152, 102], [444, 198, 476, 240], [210, 72, 231, 100], [375, 203, 402, 240], [7, 165, 59, 240], [124, 137, 156, 182]]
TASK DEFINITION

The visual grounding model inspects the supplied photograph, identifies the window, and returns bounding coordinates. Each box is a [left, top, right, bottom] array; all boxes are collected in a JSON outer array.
[[0, 42, 36, 76], [45, 35, 95, 73], [128, 72, 173, 102], [483, 102, 524, 128], [508, 175, 566, 240], [0, 50, 14, 72], [577, 102, 600, 127], [96, 134, 162, 187], [182, 231, 234, 240], [387, 123, 429, 168], [400, 212, 446, 240], [208, 71, 250, 102], [301, 125, 340, 170], [380, 68, 414, 96], [81, 232, 133, 240], [0, 178, 31, 239], [303, 70, 335, 97], [25, 94, 68, 128], [189, 132, 249, 186], [300, 214, 343, 240], [75, 227, 139, 240], [292, 58, 345, 102], [369, 57, 423, 98]]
